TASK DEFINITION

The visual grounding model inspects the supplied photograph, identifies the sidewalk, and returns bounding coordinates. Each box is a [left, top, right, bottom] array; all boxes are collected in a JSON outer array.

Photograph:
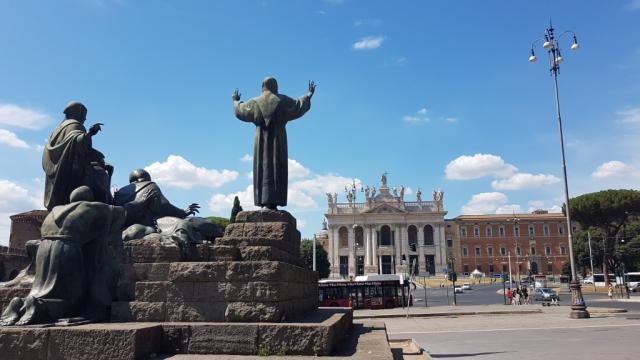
[[353, 304, 627, 319]]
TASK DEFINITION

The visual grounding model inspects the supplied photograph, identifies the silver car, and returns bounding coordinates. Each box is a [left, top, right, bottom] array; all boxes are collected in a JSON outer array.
[[533, 287, 559, 301]]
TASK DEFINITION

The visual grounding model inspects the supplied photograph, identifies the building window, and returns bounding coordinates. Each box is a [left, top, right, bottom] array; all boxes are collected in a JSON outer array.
[[410, 255, 419, 275], [485, 226, 492, 237], [516, 246, 521, 256], [487, 247, 494, 256], [425, 255, 435, 275], [475, 246, 481, 256], [560, 246, 567, 255], [489, 264, 495, 273], [547, 263, 553, 273], [463, 247, 468, 256], [339, 227, 348, 248], [545, 246, 551, 255], [500, 247, 506, 256], [514, 225, 520, 237], [446, 238, 453, 248], [558, 224, 564, 235], [408, 225, 418, 249], [339, 256, 349, 277], [518, 263, 522, 273], [424, 225, 434, 245], [355, 226, 364, 247], [460, 226, 467, 237], [473, 226, 480, 237], [463, 265, 469, 274], [381, 255, 393, 274], [528, 226, 535, 236], [476, 265, 482, 272], [499, 226, 505, 237], [380, 225, 392, 246], [502, 264, 508, 273], [356, 256, 364, 275], [530, 246, 536, 255], [543, 225, 550, 236]]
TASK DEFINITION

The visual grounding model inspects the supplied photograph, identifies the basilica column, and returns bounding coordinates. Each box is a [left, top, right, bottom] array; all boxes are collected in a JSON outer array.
[[348, 225, 355, 277], [364, 225, 371, 266], [434, 223, 445, 274], [417, 224, 426, 274], [330, 226, 339, 278], [372, 226, 379, 270], [394, 224, 402, 273]]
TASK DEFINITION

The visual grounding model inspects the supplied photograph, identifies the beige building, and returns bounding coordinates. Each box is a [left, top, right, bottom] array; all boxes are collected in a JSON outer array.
[[323, 174, 449, 279]]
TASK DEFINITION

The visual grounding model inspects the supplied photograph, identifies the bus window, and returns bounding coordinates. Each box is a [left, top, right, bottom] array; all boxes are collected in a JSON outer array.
[[383, 285, 396, 297]]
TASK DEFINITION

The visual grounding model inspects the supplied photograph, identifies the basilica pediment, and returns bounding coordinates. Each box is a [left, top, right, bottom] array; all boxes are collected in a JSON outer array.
[[363, 203, 407, 214]]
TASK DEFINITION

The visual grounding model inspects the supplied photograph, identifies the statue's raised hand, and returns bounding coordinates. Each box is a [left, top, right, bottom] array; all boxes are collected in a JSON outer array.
[[184, 203, 200, 217], [232, 89, 241, 101], [308, 80, 316, 97], [88, 123, 103, 136]]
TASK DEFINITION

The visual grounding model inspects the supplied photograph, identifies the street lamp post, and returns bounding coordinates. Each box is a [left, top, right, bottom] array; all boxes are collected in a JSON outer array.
[[529, 22, 589, 319]]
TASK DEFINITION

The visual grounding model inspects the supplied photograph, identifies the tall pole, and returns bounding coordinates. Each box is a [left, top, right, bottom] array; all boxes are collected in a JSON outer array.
[[508, 252, 513, 286], [313, 234, 317, 271], [588, 231, 595, 292], [547, 24, 589, 318]]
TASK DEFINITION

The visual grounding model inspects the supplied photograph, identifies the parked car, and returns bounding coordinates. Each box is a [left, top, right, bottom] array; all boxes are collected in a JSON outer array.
[[631, 283, 640, 292], [533, 287, 559, 301], [582, 276, 594, 284], [454, 285, 464, 293], [462, 283, 472, 290]]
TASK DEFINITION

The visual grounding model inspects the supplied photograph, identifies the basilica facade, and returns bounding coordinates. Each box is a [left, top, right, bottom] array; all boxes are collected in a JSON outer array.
[[321, 174, 449, 279]]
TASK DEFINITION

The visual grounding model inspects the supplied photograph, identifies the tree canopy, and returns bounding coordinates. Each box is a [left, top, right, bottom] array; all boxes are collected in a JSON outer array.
[[300, 239, 330, 279]]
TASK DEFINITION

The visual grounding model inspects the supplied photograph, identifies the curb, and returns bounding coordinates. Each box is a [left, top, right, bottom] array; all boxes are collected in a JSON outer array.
[[589, 308, 628, 314], [354, 309, 542, 319]]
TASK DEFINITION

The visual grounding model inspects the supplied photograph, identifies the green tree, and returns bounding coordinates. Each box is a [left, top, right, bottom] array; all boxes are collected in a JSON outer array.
[[207, 216, 230, 230], [230, 196, 243, 223], [569, 189, 640, 285], [300, 239, 330, 279]]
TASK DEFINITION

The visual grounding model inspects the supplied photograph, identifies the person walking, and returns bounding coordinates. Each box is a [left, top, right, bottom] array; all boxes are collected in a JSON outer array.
[[506, 287, 512, 305], [608, 284, 614, 300], [522, 286, 529, 305]]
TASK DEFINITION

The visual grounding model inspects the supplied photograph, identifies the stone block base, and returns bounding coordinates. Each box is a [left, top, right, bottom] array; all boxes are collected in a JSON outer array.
[[112, 260, 318, 322], [0, 308, 353, 358]]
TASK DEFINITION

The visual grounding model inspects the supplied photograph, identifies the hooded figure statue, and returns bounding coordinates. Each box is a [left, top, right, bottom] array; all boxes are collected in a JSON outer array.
[[42, 102, 113, 210], [232, 77, 315, 209]]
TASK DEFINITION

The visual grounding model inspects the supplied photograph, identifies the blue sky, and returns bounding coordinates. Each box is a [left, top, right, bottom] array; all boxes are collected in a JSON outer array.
[[1, 0, 639, 244]]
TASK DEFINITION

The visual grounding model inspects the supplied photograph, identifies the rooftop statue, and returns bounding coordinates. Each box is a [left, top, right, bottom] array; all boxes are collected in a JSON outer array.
[[43, 102, 113, 210], [233, 77, 315, 210]]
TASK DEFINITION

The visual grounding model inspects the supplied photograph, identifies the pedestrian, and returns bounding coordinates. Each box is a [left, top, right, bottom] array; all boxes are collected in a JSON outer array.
[[514, 288, 521, 305], [608, 284, 614, 300], [522, 286, 529, 305], [506, 287, 512, 305]]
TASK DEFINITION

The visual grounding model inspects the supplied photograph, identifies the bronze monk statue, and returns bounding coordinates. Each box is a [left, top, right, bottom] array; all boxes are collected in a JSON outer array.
[[42, 101, 113, 209], [233, 77, 315, 210]]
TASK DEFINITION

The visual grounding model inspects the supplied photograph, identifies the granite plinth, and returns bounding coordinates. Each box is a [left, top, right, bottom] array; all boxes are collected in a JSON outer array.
[[0, 308, 352, 359], [113, 260, 318, 322]]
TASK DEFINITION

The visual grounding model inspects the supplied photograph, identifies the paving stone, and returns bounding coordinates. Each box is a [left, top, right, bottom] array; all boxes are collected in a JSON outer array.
[[0, 328, 49, 360]]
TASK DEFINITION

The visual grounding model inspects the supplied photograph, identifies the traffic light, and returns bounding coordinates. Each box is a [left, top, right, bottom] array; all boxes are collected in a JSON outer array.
[[447, 272, 457, 282]]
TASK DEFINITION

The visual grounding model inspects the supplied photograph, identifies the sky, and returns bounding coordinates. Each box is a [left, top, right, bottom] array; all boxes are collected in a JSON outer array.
[[1, 0, 639, 245]]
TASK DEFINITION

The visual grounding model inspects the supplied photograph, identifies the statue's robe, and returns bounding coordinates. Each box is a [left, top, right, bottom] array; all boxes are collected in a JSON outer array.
[[114, 181, 222, 245], [20, 201, 125, 323], [234, 91, 311, 207], [42, 119, 93, 210], [42, 120, 112, 209], [113, 181, 186, 227]]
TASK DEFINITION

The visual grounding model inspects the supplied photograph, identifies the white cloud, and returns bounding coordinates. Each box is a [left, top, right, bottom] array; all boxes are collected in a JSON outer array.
[[445, 154, 518, 180], [528, 200, 545, 209], [491, 173, 560, 191], [290, 174, 361, 197], [353, 36, 384, 50], [629, 0, 640, 10], [444, 117, 458, 123], [0, 103, 52, 130], [145, 155, 239, 189], [495, 204, 523, 214], [240, 154, 253, 162], [592, 160, 640, 179], [618, 108, 640, 123], [0, 180, 43, 245], [462, 192, 508, 214], [403, 108, 430, 124], [297, 219, 307, 229], [208, 185, 258, 213], [394, 56, 407, 65], [0, 129, 30, 149], [288, 158, 310, 179]]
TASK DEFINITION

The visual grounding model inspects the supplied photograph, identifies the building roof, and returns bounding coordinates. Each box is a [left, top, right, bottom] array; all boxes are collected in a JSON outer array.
[[9, 209, 48, 220], [453, 212, 565, 222]]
